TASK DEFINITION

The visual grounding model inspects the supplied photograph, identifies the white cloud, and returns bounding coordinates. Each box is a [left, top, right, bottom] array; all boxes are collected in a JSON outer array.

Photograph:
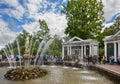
[[22, 12, 67, 37], [102, 0, 120, 22], [22, 22, 40, 34], [62, 0, 69, 4], [22, 0, 67, 37], [50, 2, 58, 12], [103, 22, 114, 28], [4, 0, 19, 7], [4, 0, 26, 19], [25, 0, 44, 15], [27, 3, 39, 13], [0, 19, 18, 50], [40, 12, 67, 37]]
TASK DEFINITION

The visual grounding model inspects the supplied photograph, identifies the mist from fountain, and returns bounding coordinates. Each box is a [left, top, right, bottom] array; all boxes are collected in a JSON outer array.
[[31, 39, 39, 56], [4, 49, 16, 68], [39, 38, 54, 66], [33, 38, 46, 66], [3, 48, 13, 68], [29, 35, 34, 56], [40, 39, 54, 57], [7, 44, 17, 68], [16, 39, 22, 68], [1, 33, 58, 70]]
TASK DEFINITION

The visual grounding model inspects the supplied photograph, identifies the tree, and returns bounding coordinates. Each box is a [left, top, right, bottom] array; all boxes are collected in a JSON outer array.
[[47, 38, 62, 56], [114, 16, 120, 30], [36, 19, 50, 41], [62, 0, 104, 39]]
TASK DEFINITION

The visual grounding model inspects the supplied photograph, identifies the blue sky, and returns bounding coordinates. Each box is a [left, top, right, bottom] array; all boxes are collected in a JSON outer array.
[[0, 0, 120, 49], [0, 0, 68, 32]]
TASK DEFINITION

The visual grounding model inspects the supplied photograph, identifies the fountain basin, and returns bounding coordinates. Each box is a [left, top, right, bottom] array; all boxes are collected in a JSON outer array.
[[0, 65, 114, 84]]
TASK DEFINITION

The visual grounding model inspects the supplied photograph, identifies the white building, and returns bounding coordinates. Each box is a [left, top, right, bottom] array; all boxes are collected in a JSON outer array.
[[103, 31, 120, 62], [62, 36, 99, 60]]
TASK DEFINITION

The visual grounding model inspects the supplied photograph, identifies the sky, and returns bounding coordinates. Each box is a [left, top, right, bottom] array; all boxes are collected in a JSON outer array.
[[0, 0, 120, 50]]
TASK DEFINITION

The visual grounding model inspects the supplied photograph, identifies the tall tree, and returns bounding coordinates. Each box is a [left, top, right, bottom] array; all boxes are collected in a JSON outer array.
[[62, 0, 104, 39], [30, 19, 50, 55], [36, 19, 50, 41]]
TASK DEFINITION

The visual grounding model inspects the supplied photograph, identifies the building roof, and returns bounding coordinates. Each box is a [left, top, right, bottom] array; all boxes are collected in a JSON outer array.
[[63, 36, 99, 45], [103, 30, 120, 42]]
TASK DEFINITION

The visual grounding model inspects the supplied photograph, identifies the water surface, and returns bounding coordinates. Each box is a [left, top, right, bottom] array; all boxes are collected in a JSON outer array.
[[0, 65, 114, 84]]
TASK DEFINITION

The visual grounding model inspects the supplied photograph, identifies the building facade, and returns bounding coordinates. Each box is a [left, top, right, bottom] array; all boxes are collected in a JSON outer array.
[[103, 31, 120, 62], [62, 36, 99, 60]]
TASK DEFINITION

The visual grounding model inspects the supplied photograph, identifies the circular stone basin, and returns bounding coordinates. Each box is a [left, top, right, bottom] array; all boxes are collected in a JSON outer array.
[[0, 66, 114, 84], [4, 67, 48, 81]]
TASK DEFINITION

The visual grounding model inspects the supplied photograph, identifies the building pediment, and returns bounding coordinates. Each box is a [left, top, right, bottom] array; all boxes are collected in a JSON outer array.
[[103, 30, 120, 41], [103, 35, 113, 41], [68, 36, 83, 42], [63, 36, 98, 45], [112, 30, 120, 40]]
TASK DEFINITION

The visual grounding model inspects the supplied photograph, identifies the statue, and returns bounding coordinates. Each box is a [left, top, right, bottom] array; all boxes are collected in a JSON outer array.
[[25, 36, 29, 51], [23, 36, 30, 68], [23, 36, 30, 58]]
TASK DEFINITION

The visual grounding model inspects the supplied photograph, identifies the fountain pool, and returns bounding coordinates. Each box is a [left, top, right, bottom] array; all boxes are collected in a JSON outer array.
[[0, 65, 114, 84]]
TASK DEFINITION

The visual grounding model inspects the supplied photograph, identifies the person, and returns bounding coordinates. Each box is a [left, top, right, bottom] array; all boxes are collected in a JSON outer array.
[[102, 55, 106, 64], [15, 55, 19, 61], [92, 55, 97, 64], [0, 54, 2, 62], [110, 56, 114, 65], [117, 56, 120, 65], [98, 56, 102, 64]]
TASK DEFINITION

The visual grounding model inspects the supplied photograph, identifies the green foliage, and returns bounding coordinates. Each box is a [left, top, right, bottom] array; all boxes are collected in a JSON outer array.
[[30, 19, 50, 55], [103, 26, 118, 36], [62, 0, 104, 39], [39, 19, 49, 35], [99, 47, 104, 56], [36, 19, 50, 41], [47, 38, 62, 56], [103, 16, 120, 36]]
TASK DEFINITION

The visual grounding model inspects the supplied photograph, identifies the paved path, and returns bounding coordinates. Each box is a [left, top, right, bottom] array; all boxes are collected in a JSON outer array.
[[95, 64, 120, 75], [64, 61, 120, 75]]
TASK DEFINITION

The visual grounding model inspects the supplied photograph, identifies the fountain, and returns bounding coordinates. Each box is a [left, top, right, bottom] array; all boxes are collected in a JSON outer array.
[[23, 36, 30, 68], [0, 34, 115, 83], [4, 35, 48, 81]]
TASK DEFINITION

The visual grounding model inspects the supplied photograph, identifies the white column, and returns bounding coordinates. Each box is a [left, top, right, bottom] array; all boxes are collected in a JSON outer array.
[[114, 42, 117, 61], [97, 44, 99, 56], [84, 45, 86, 56], [70, 45, 71, 56], [104, 42, 107, 57], [81, 45, 83, 59], [62, 45, 64, 59], [118, 41, 120, 57], [89, 44, 92, 56], [67, 45, 69, 56]]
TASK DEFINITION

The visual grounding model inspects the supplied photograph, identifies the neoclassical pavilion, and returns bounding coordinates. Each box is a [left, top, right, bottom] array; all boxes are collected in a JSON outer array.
[[103, 30, 120, 62], [62, 36, 99, 60]]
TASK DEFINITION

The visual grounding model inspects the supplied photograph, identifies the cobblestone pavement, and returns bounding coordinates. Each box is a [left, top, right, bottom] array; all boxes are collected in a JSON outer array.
[[95, 64, 120, 75]]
